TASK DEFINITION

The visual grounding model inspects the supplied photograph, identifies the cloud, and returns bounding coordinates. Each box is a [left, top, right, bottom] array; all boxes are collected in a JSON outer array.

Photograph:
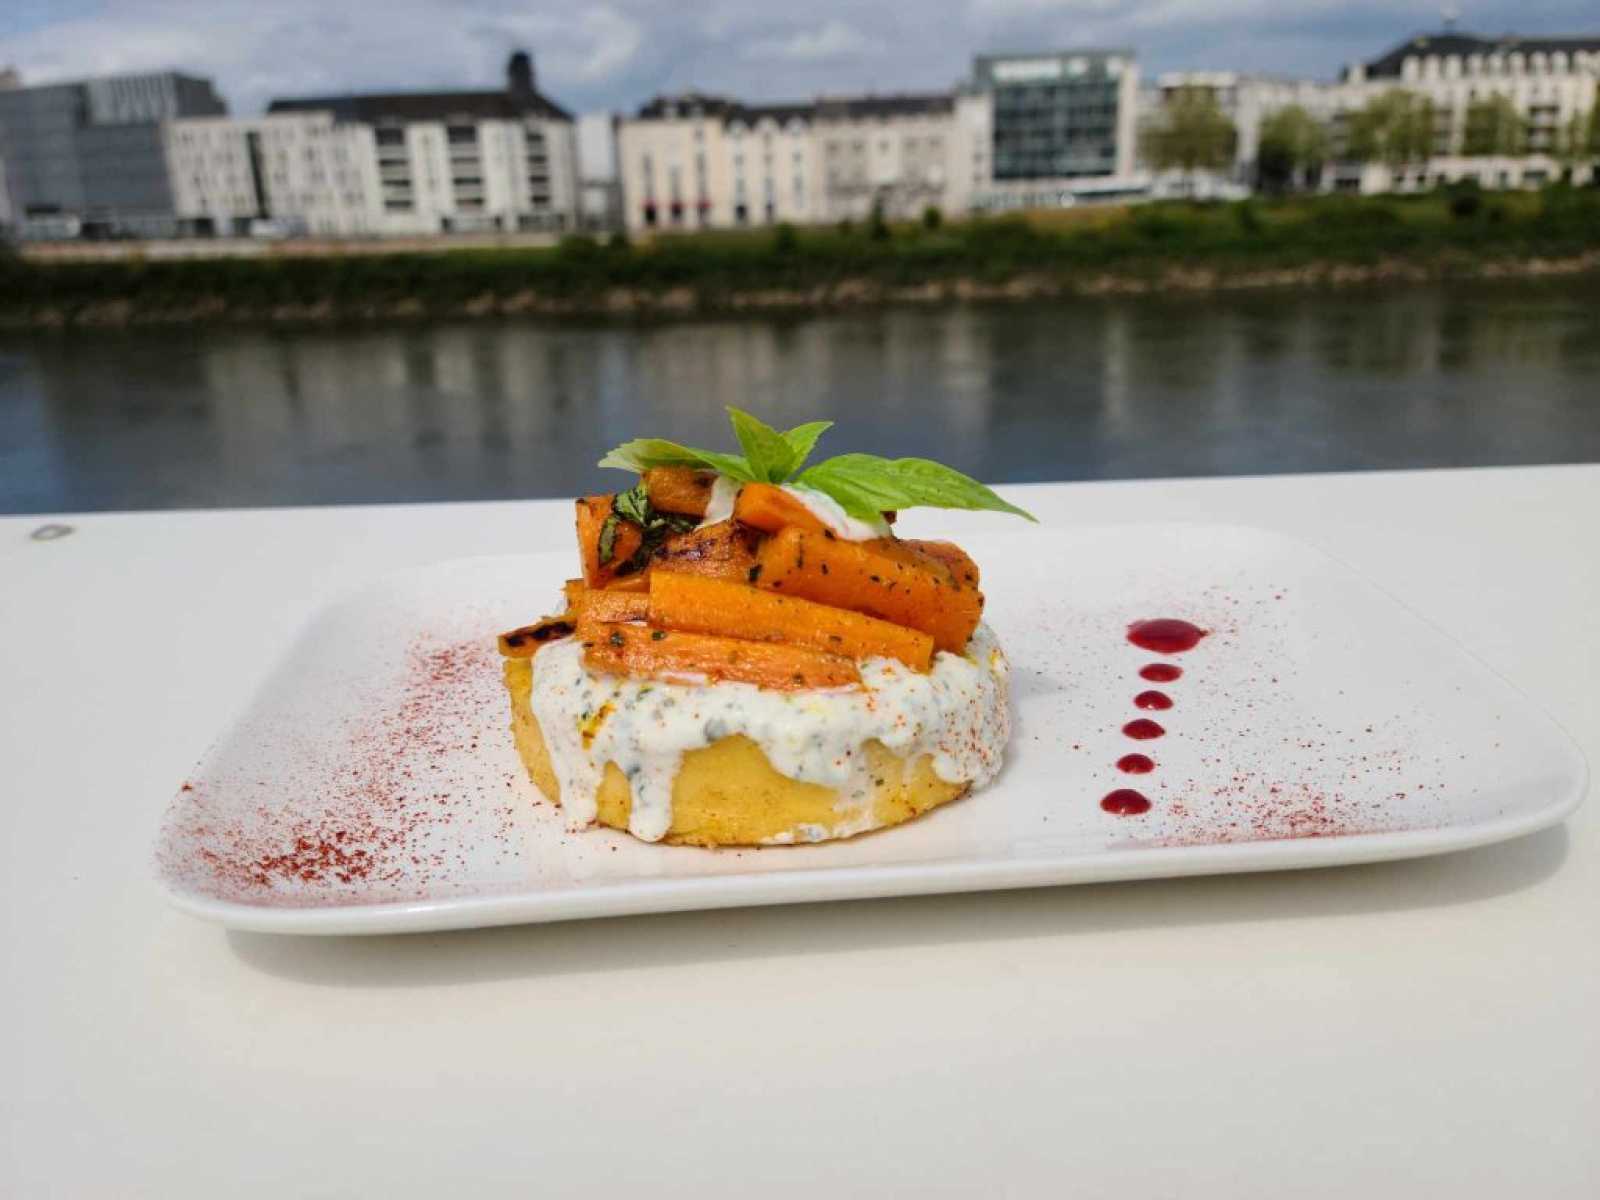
[[745, 20, 878, 61], [3, 0, 1596, 116]]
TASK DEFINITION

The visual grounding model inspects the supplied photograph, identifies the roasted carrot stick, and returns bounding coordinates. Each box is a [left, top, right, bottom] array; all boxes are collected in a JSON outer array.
[[753, 528, 982, 654], [579, 620, 859, 690], [649, 519, 760, 582], [575, 494, 645, 588], [870, 538, 981, 589], [649, 572, 933, 671], [644, 467, 716, 517], [498, 616, 577, 658], [577, 589, 651, 623], [731, 482, 829, 535]]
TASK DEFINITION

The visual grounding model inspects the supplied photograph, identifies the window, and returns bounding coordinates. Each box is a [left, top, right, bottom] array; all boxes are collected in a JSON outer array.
[[446, 125, 478, 145]]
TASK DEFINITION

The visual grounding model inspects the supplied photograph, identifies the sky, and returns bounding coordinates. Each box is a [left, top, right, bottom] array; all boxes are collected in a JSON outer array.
[[2, 1, 1597, 117]]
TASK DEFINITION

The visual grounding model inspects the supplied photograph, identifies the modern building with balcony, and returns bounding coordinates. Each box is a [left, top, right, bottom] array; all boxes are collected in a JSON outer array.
[[967, 50, 1143, 209]]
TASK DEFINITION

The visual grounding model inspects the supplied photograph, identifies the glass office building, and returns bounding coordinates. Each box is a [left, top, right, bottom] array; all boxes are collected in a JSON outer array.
[[973, 51, 1135, 181]]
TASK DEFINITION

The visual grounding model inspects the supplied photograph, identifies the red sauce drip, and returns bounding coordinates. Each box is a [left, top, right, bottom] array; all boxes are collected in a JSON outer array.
[[1117, 753, 1155, 774], [1122, 718, 1166, 740], [1127, 618, 1207, 654], [1139, 663, 1183, 682], [1101, 789, 1152, 815], [1134, 689, 1173, 711]]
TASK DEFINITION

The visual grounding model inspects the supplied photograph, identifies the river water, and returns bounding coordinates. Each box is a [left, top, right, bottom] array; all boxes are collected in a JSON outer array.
[[3, 278, 1598, 514]]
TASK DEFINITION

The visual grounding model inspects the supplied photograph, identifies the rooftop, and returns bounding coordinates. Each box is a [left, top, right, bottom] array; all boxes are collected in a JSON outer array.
[[268, 51, 570, 124], [1361, 31, 1600, 77], [632, 91, 954, 125]]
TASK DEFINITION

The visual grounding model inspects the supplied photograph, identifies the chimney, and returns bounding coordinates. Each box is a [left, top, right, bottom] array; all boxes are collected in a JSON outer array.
[[508, 51, 534, 96]]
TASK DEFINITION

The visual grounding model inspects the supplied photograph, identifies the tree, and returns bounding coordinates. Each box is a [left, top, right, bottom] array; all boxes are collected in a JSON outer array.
[[1257, 105, 1328, 193], [1345, 89, 1435, 168], [1143, 87, 1238, 183], [1461, 94, 1525, 157]]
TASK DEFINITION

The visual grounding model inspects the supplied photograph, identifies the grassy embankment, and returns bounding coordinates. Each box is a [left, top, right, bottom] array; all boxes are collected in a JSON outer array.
[[3, 187, 1599, 327]]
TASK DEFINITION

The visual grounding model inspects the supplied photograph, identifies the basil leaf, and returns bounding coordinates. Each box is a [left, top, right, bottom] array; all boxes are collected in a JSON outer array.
[[781, 421, 833, 476], [796, 454, 1037, 522], [727, 407, 795, 483], [598, 438, 714, 472], [613, 482, 652, 527], [597, 438, 757, 483], [597, 513, 619, 565]]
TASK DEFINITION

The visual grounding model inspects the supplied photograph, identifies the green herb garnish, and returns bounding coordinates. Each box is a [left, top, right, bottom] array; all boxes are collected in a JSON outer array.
[[598, 407, 1035, 523], [599, 481, 698, 570]]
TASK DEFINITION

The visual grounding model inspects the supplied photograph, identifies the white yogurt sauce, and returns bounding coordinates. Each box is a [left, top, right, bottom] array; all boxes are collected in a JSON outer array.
[[778, 485, 889, 541], [698, 476, 740, 527], [528, 624, 1011, 843], [695, 477, 888, 542]]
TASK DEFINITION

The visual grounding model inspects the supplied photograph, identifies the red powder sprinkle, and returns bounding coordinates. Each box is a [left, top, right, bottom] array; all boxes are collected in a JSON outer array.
[[169, 634, 506, 905]]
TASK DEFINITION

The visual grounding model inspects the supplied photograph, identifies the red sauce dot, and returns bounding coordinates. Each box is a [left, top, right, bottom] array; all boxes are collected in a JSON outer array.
[[1122, 718, 1166, 740], [1117, 753, 1155, 774], [1127, 618, 1207, 654], [1139, 663, 1182, 682], [1101, 789, 1152, 815], [1134, 689, 1173, 711]]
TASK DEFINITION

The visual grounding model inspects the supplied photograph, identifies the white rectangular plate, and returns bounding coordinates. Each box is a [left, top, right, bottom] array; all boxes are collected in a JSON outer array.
[[156, 524, 1586, 934]]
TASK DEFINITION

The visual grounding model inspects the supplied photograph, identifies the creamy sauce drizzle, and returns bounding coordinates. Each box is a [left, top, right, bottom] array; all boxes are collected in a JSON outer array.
[[695, 477, 886, 541], [698, 476, 740, 528], [528, 625, 1011, 843], [779, 485, 889, 541]]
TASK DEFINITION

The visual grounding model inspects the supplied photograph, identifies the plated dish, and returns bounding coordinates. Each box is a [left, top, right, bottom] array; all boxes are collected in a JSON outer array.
[[498, 409, 1030, 847], [155, 517, 1586, 935]]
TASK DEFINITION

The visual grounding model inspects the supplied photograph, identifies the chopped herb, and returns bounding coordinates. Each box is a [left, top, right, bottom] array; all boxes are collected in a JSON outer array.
[[597, 513, 619, 566], [747, 564, 763, 583], [651, 629, 668, 641], [608, 630, 625, 647]]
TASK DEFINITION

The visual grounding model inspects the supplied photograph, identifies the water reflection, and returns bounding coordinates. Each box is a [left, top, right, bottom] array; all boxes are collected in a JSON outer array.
[[2, 276, 1597, 514]]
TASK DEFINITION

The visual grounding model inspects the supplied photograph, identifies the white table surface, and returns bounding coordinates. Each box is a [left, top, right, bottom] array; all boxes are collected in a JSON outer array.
[[4, 465, 1596, 1199]]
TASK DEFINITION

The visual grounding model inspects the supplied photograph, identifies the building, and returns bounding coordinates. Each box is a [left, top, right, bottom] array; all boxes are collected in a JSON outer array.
[[616, 87, 993, 233], [1326, 31, 1600, 191], [575, 111, 623, 233], [968, 50, 1142, 208], [617, 93, 815, 232], [812, 93, 964, 222], [0, 69, 226, 238], [164, 111, 381, 236], [254, 51, 579, 235], [1143, 72, 1335, 192]]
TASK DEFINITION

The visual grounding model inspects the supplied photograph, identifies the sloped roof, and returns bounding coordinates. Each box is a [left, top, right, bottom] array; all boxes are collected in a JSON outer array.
[[1362, 31, 1600, 77], [269, 87, 570, 124]]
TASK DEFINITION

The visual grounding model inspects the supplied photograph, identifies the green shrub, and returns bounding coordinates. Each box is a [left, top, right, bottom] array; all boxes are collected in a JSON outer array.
[[922, 205, 943, 230]]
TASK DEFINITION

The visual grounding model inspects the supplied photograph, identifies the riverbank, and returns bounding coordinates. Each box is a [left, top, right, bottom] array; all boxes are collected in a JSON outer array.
[[5, 189, 1599, 328]]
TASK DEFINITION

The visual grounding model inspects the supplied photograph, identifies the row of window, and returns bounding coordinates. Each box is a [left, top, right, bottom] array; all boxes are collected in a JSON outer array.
[[1401, 49, 1597, 79]]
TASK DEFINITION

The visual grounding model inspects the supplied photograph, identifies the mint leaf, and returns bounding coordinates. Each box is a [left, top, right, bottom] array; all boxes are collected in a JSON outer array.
[[780, 421, 832, 476], [597, 437, 756, 483], [796, 454, 1036, 522], [727, 407, 795, 483]]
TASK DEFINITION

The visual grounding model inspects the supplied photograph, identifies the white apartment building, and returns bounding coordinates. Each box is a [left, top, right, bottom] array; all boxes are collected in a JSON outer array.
[[617, 94, 816, 232], [812, 94, 965, 222], [1324, 31, 1600, 191], [617, 89, 993, 233], [164, 52, 579, 238], [166, 111, 381, 235]]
